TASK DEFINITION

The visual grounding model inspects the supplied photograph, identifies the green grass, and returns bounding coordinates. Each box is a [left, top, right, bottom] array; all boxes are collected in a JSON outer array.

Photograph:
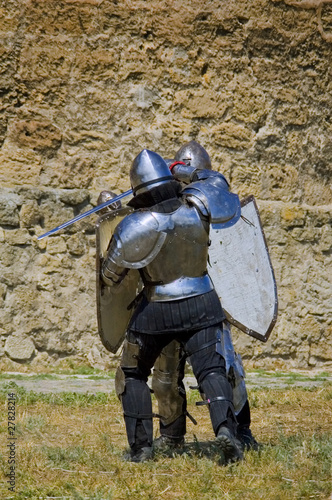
[[1, 368, 330, 382], [0, 382, 111, 407], [0, 380, 331, 500], [1, 435, 331, 500], [248, 369, 331, 382]]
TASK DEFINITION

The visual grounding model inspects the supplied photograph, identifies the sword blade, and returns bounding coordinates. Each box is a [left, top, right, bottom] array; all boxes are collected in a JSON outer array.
[[37, 189, 133, 240]]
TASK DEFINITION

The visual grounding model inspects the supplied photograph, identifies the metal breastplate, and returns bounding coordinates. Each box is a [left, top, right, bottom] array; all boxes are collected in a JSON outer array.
[[142, 204, 212, 301]]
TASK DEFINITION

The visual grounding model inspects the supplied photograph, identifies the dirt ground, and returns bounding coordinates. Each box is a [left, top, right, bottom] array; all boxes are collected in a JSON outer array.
[[1, 370, 331, 394]]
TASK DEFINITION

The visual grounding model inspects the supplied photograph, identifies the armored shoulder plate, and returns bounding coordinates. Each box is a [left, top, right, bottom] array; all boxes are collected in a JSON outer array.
[[108, 210, 167, 268], [182, 171, 241, 229]]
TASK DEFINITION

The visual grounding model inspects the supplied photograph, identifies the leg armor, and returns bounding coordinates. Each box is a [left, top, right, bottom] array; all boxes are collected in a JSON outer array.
[[183, 325, 237, 436], [218, 322, 258, 449], [218, 321, 248, 416], [116, 336, 158, 451], [152, 340, 187, 438], [236, 399, 251, 431]]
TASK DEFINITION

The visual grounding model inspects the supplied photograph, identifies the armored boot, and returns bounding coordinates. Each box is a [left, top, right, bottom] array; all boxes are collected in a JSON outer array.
[[216, 425, 244, 463], [237, 428, 260, 451], [153, 435, 185, 451], [153, 414, 186, 451]]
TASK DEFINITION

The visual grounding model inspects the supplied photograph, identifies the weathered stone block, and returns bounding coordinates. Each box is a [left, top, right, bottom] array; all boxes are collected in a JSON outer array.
[[211, 122, 254, 149], [24, 0, 101, 36], [20, 201, 42, 228], [0, 0, 331, 370], [12, 120, 62, 156], [46, 237, 67, 255], [232, 85, 267, 124], [4, 228, 30, 245], [58, 190, 90, 206], [174, 89, 229, 119], [0, 148, 42, 187], [67, 233, 86, 256], [280, 205, 306, 228], [5, 335, 35, 362], [0, 192, 21, 226]]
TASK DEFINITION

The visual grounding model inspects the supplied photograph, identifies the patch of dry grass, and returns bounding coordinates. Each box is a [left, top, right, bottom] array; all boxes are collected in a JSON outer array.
[[0, 381, 331, 500]]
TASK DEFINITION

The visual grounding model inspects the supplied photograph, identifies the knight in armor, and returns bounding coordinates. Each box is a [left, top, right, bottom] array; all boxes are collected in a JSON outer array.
[[152, 142, 258, 452], [101, 147, 244, 463]]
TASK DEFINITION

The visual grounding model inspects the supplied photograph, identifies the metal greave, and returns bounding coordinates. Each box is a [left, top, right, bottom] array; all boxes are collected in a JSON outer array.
[[198, 371, 236, 435], [120, 378, 153, 449], [184, 325, 237, 436]]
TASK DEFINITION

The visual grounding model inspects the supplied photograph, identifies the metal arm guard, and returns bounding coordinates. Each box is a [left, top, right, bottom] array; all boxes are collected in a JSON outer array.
[[101, 259, 129, 286], [172, 166, 241, 228], [172, 164, 229, 187], [182, 171, 241, 229]]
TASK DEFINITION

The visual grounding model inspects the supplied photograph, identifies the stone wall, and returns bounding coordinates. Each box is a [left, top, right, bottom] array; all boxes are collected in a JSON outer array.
[[0, 0, 331, 370]]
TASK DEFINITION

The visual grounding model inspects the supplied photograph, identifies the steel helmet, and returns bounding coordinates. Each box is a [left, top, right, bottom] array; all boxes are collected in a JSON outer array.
[[130, 149, 173, 195], [174, 140, 212, 170]]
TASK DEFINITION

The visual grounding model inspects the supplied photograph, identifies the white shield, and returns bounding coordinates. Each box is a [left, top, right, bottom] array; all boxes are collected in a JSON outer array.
[[96, 207, 142, 353], [208, 195, 278, 342]]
